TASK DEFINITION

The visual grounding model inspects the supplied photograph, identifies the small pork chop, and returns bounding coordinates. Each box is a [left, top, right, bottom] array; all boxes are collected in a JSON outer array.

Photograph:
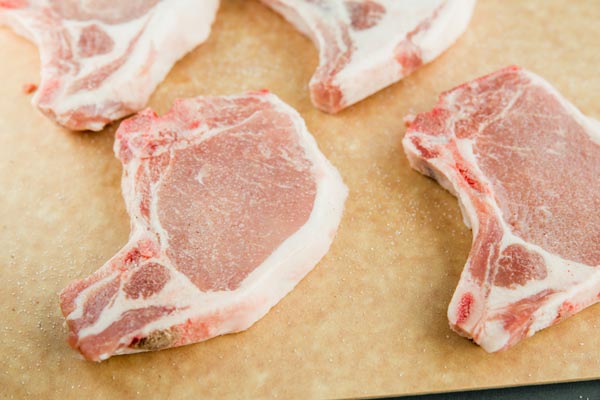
[[59, 91, 348, 361], [261, 0, 476, 113], [403, 66, 600, 352], [0, 0, 219, 131]]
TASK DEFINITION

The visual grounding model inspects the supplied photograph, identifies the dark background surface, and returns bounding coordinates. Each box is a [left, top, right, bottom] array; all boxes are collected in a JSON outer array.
[[394, 380, 600, 400]]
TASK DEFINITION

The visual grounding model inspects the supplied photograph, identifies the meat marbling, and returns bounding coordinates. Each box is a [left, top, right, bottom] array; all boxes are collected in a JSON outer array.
[[59, 91, 348, 361], [261, 0, 476, 113], [403, 66, 600, 351], [0, 0, 219, 131]]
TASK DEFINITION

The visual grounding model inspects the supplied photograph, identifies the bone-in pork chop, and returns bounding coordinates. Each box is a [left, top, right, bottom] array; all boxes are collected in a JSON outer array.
[[59, 91, 348, 361], [261, 0, 476, 113], [0, 0, 219, 131], [403, 66, 600, 351]]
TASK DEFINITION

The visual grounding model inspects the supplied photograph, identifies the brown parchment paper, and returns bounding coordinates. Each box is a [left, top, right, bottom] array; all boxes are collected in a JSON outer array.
[[1, 1, 600, 398]]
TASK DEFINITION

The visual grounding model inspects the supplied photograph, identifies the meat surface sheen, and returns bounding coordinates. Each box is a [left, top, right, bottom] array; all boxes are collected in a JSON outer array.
[[261, 0, 476, 113], [403, 66, 600, 351], [0, 0, 219, 130], [59, 91, 348, 361]]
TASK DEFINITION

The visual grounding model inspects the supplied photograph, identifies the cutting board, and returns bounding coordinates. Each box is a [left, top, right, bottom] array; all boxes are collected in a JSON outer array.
[[2, 1, 599, 398]]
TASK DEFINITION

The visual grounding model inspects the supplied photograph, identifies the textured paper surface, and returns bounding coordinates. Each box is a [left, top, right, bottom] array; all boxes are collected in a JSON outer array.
[[1, 1, 599, 398]]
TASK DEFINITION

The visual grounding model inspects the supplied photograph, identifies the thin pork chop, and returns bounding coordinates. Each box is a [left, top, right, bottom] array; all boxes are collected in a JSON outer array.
[[59, 91, 348, 361], [0, 0, 219, 131], [403, 66, 600, 351], [261, 0, 476, 113]]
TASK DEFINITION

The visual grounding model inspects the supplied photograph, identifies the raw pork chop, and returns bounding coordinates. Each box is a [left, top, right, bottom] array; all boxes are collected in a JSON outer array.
[[403, 66, 600, 352], [59, 91, 348, 361], [261, 0, 476, 113], [0, 0, 219, 131]]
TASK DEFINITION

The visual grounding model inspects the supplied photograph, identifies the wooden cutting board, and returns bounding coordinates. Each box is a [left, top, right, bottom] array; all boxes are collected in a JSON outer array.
[[2, 1, 599, 398]]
